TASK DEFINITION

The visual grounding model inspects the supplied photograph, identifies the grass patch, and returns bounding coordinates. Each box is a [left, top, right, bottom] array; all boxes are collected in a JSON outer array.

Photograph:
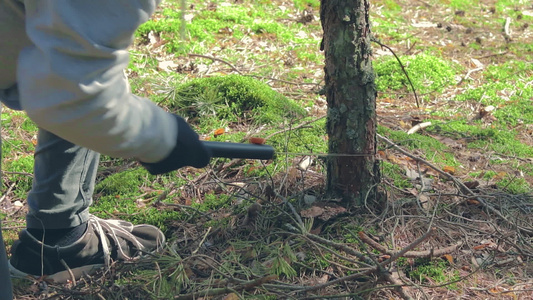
[[374, 53, 458, 101], [429, 120, 533, 158], [379, 126, 458, 167], [293, 0, 320, 10], [137, 2, 319, 55]]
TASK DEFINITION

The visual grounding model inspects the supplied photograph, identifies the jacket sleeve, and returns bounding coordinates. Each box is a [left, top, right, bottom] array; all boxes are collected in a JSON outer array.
[[17, 0, 174, 163]]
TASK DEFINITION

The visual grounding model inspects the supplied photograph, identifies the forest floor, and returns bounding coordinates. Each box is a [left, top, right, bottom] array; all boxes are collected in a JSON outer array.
[[2, 0, 533, 299]]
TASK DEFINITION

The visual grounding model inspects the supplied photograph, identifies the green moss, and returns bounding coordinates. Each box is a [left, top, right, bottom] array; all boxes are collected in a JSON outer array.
[[497, 177, 531, 194], [191, 193, 233, 212], [166, 75, 306, 126], [449, 0, 478, 10], [91, 169, 194, 229], [452, 61, 533, 127], [293, 0, 320, 10], [374, 53, 457, 100], [383, 0, 402, 11], [380, 127, 457, 166], [382, 161, 413, 189], [295, 48, 322, 63], [95, 169, 149, 196], [405, 258, 459, 288]]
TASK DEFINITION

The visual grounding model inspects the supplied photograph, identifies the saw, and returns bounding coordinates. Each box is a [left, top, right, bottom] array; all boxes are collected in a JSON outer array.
[[202, 141, 374, 159]]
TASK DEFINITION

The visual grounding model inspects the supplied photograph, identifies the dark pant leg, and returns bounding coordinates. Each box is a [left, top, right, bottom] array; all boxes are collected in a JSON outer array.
[[0, 104, 13, 299], [0, 223, 13, 300], [26, 128, 100, 230]]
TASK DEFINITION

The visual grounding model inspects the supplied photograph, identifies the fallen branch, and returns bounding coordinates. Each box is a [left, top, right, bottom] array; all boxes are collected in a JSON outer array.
[[457, 67, 483, 85], [188, 53, 242, 74], [174, 275, 278, 300], [294, 230, 437, 299], [248, 74, 320, 86], [378, 134, 461, 186], [503, 17, 512, 41], [0, 182, 16, 204], [378, 134, 533, 236], [382, 271, 414, 300], [359, 231, 462, 258], [407, 121, 432, 135], [377, 228, 435, 267], [305, 233, 373, 265]]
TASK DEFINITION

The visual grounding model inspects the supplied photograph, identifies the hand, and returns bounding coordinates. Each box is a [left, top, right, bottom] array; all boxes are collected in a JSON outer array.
[[141, 115, 211, 175]]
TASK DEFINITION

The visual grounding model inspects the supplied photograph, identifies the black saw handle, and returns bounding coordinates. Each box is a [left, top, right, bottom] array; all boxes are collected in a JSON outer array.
[[202, 141, 275, 160]]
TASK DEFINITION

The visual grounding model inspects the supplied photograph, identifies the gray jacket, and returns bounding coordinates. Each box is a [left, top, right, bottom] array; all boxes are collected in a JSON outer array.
[[0, 0, 177, 164]]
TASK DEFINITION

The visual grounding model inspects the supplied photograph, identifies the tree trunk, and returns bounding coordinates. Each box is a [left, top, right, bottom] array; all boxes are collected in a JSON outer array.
[[320, 0, 379, 204]]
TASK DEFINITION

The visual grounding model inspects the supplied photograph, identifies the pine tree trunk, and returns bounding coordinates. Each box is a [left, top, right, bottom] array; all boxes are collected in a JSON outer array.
[[320, 0, 379, 204]]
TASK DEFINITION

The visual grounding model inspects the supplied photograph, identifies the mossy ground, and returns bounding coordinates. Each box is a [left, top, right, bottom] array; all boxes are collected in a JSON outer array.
[[164, 74, 306, 127], [2, 0, 533, 299]]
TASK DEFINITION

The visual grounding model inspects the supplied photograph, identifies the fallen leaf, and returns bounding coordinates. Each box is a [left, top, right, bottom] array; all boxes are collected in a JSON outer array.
[[223, 293, 239, 300], [300, 206, 325, 218], [286, 167, 300, 184], [249, 137, 266, 145], [466, 199, 480, 205], [318, 205, 347, 221], [309, 225, 322, 235], [213, 128, 225, 137], [405, 167, 419, 180], [493, 171, 507, 180], [419, 194, 431, 209], [297, 156, 313, 171], [378, 255, 391, 262], [464, 181, 480, 189], [489, 287, 504, 294], [147, 30, 159, 45], [442, 254, 454, 264], [443, 166, 456, 174], [473, 243, 490, 250], [317, 273, 329, 284], [158, 60, 178, 72], [300, 203, 347, 221], [470, 58, 483, 68]]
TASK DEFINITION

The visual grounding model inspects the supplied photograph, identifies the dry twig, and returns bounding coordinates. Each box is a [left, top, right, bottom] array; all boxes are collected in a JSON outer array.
[[174, 275, 278, 300], [188, 53, 243, 74], [378, 134, 533, 235], [359, 231, 461, 258], [371, 39, 420, 108]]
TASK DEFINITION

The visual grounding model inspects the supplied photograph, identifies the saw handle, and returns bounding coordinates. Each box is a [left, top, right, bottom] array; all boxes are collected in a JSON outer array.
[[202, 141, 275, 160]]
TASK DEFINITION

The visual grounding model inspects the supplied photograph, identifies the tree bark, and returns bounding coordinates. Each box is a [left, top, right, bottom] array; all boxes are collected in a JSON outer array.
[[320, 0, 379, 204]]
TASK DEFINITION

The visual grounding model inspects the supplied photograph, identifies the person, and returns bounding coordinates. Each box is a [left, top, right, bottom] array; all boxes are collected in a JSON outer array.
[[0, 0, 212, 290], [0, 225, 12, 300]]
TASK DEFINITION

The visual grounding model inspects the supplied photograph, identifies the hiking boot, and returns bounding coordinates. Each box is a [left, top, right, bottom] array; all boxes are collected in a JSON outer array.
[[9, 214, 165, 283]]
